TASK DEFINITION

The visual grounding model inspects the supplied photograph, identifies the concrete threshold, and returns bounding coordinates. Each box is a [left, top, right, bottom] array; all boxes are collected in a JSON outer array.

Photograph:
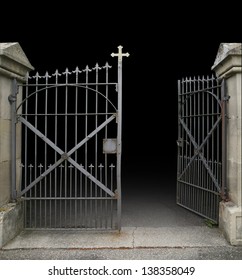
[[3, 226, 229, 250]]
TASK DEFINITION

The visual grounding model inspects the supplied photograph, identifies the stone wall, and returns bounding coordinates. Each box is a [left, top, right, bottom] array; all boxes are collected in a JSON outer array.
[[0, 43, 34, 247], [212, 43, 242, 245]]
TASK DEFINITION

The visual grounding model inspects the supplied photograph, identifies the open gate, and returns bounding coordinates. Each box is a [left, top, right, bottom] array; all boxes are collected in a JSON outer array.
[[10, 46, 129, 230], [177, 76, 228, 223]]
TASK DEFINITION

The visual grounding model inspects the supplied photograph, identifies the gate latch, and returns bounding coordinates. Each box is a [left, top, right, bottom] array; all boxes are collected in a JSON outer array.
[[177, 138, 190, 147], [176, 138, 183, 148]]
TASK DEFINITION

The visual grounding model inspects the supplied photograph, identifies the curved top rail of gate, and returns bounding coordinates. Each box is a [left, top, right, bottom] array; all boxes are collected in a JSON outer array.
[[17, 63, 117, 113], [16, 84, 117, 113], [178, 85, 223, 116]]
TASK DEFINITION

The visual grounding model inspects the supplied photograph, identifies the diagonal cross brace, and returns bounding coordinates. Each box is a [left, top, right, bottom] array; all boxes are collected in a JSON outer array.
[[19, 114, 116, 197], [178, 117, 222, 192]]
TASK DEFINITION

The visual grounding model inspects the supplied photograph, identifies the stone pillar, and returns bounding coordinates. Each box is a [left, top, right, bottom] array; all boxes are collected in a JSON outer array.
[[212, 43, 242, 245], [0, 43, 34, 248]]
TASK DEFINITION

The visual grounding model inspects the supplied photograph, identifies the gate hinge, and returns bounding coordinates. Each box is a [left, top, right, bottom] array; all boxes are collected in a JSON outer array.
[[223, 96, 230, 102], [8, 94, 17, 104], [114, 189, 119, 199]]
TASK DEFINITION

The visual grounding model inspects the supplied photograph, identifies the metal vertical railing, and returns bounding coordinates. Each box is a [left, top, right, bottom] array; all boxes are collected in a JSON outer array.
[[11, 46, 129, 230], [177, 75, 226, 222]]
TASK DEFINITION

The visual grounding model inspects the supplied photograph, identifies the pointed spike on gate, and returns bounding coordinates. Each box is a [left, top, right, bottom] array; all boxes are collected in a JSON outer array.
[[20, 163, 24, 168], [62, 67, 71, 75], [79, 163, 84, 168], [25, 72, 30, 80], [52, 69, 61, 77], [109, 163, 115, 168], [93, 63, 102, 71], [83, 65, 92, 72], [33, 72, 41, 79], [38, 163, 43, 168], [68, 164, 74, 168], [48, 164, 52, 168], [44, 71, 51, 79], [72, 66, 82, 74], [103, 62, 112, 69], [89, 164, 94, 168], [28, 164, 34, 168], [98, 163, 104, 168]]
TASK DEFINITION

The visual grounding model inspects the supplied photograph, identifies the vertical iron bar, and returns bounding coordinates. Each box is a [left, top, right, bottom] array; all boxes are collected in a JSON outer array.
[[9, 79, 18, 200], [185, 78, 188, 207], [89, 164, 94, 227], [59, 164, 63, 227], [197, 77, 201, 210], [216, 78, 220, 193], [24, 76, 29, 227], [10, 79, 17, 200], [116, 58, 122, 231], [49, 165, 52, 227], [34, 74, 39, 227], [199, 76, 206, 199], [104, 63, 110, 228], [177, 80, 181, 204], [80, 165, 83, 228], [44, 72, 50, 228], [84, 65, 90, 228], [95, 64, 100, 228], [29, 164, 33, 227], [69, 165, 73, 226], [99, 164, 104, 228], [74, 67, 80, 228], [181, 79, 185, 205], [53, 70, 60, 228], [64, 68, 70, 227], [110, 164, 114, 228], [211, 76, 215, 178], [206, 76, 209, 190], [38, 164, 43, 228]]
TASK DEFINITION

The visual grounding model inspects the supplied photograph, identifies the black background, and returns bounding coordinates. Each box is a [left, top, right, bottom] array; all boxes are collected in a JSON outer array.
[[1, 3, 241, 193]]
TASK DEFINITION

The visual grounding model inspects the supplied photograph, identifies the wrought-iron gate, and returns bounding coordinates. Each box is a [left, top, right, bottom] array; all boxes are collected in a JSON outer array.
[[177, 76, 227, 223], [10, 46, 129, 230]]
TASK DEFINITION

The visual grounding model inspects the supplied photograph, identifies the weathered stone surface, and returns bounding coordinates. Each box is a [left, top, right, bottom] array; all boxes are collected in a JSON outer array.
[[212, 43, 242, 78], [0, 75, 12, 119], [0, 42, 33, 247], [0, 119, 11, 162], [214, 43, 242, 245], [0, 161, 11, 207], [219, 202, 242, 245], [0, 43, 34, 77], [0, 202, 24, 248]]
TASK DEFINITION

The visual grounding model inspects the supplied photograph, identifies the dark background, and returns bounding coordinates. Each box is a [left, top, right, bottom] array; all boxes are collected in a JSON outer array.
[[1, 3, 241, 196]]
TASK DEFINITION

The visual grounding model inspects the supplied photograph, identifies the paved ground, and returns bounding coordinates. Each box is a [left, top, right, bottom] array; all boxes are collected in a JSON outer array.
[[1, 171, 241, 260]]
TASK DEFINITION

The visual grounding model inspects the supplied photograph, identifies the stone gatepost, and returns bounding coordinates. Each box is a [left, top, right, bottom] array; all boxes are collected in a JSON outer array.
[[212, 43, 242, 245], [0, 43, 34, 248]]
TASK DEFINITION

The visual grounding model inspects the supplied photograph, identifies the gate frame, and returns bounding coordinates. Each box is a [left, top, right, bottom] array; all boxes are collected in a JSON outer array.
[[9, 46, 129, 231], [176, 76, 228, 223]]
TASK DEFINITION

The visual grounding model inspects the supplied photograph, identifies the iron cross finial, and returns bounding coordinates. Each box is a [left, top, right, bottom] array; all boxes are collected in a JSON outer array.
[[111, 45, 130, 62]]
